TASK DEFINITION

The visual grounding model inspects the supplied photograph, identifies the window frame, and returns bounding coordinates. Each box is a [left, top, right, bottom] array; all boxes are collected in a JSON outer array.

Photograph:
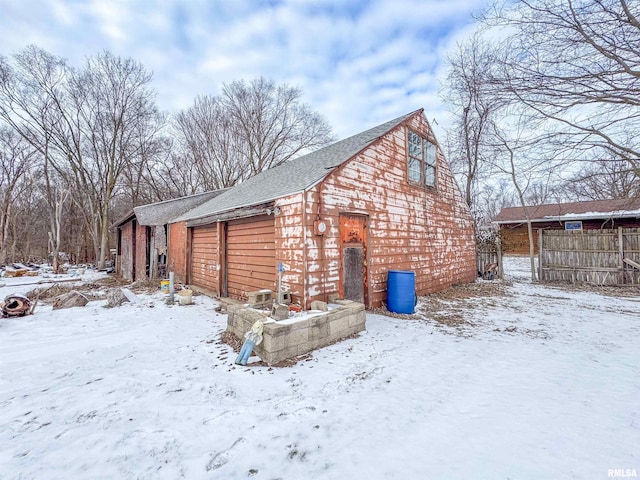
[[406, 129, 437, 188]]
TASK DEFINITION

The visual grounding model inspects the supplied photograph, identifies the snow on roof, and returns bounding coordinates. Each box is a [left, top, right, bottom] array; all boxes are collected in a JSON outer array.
[[493, 198, 640, 224], [543, 208, 640, 221]]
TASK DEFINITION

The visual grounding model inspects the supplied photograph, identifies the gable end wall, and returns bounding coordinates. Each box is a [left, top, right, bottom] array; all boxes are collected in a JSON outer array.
[[275, 113, 476, 308]]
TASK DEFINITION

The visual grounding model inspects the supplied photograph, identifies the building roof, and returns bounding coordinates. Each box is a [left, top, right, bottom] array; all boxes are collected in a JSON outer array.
[[174, 109, 422, 224], [132, 190, 227, 226], [493, 198, 640, 224]]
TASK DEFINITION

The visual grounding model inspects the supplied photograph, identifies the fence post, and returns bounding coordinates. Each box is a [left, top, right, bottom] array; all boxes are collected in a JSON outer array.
[[496, 236, 504, 279], [618, 226, 624, 285], [537, 228, 543, 282]]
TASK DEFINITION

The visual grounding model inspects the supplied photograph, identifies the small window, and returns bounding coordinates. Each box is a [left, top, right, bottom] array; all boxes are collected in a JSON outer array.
[[565, 221, 583, 231], [407, 130, 436, 187]]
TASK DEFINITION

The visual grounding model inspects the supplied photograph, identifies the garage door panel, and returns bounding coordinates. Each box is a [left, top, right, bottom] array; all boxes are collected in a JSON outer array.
[[226, 262, 276, 275], [227, 271, 275, 285], [228, 224, 274, 235], [225, 242, 274, 251], [191, 225, 218, 291], [227, 250, 275, 263], [226, 215, 276, 300]]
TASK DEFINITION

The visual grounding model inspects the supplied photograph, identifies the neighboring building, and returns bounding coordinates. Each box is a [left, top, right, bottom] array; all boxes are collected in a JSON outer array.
[[114, 190, 226, 282], [166, 109, 476, 308], [493, 198, 640, 254]]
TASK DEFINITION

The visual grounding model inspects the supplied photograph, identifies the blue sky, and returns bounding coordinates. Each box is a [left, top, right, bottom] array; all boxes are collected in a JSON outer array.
[[1, 0, 489, 139]]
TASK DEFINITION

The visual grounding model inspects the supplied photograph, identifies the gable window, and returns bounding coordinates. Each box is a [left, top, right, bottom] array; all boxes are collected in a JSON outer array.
[[407, 130, 436, 187]]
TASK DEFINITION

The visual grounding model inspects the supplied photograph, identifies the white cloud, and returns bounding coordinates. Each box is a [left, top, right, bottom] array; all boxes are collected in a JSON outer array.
[[1, 0, 490, 139]]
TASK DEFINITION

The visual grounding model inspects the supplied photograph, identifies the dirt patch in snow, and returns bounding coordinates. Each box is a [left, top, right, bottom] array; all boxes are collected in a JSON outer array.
[[416, 280, 511, 331], [370, 281, 511, 331]]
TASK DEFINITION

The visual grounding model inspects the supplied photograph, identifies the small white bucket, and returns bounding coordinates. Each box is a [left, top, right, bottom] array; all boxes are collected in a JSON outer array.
[[178, 289, 193, 305]]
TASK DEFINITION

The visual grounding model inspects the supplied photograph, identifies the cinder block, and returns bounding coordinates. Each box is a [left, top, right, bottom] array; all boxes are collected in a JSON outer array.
[[248, 290, 273, 306], [286, 328, 309, 346], [227, 303, 244, 314], [271, 303, 289, 321], [226, 301, 367, 366], [266, 322, 291, 337], [327, 293, 341, 303], [310, 300, 328, 311], [334, 299, 355, 306], [349, 310, 366, 327], [279, 292, 292, 304], [328, 315, 351, 335], [347, 302, 365, 313], [262, 333, 285, 352], [311, 322, 328, 340]]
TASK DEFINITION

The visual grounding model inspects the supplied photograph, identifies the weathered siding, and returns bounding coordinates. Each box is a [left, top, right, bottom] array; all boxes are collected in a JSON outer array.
[[296, 114, 476, 308], [168, 221, 188, 283], [119, 221, 134, 281], [134, 225, 148, 281], [226, 215, 276, 300], [274, 193, 306, 304], [171, 111, 475, 308], [191, 225, 219, 293]]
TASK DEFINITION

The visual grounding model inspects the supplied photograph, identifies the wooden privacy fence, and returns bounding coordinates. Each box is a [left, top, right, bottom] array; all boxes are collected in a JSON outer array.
[[538, 227, 640, 285], [477, 238, 503, 280]]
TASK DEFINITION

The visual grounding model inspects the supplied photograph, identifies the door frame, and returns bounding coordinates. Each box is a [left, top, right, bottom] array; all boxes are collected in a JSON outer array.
[[338, 213, 369, 307]]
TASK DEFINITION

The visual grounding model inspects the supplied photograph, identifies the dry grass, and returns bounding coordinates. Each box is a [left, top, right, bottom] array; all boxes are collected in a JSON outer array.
[[24, 276, 132, 303], [416, 280, 511, 330]]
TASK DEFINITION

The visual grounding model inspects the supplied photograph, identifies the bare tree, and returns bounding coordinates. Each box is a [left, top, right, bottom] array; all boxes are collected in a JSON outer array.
[[221, 77, 334, 177], [443, 33, 505, 222], [174, 77, 334, 190], [68, 51, 164, 267], [0, 48, 72, 267], [475, 179, 515, 225], [0, 127, 34, 264], [174, 95, 243, 190], [485, 110, 559, 281], [0, 47, 164, 268], [564, 156, 640, 200], [485, 0, 640, 178]]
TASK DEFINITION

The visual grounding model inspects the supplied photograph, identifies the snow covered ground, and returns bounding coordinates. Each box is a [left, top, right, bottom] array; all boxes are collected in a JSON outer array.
[[1, 258, 638, 479]]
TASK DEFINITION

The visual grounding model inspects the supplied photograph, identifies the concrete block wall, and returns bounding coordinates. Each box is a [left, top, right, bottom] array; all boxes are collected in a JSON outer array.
[[226, 300, 366, 365]]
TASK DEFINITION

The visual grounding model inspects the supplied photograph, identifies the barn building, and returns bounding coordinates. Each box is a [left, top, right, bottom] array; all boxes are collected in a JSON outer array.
[[166, 109, 477, 309]]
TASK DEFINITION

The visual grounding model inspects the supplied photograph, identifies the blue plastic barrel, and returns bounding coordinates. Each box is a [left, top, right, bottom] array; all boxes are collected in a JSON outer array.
[[387, 270, 416, 314]]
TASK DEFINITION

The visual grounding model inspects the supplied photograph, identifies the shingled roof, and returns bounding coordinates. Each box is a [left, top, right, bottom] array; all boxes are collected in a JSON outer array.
[[133, 190, 227, 226], [493, 198, 640, 224], [174, 109, 422, 224]]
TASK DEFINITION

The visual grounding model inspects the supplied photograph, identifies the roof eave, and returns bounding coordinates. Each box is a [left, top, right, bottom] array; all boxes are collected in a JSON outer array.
[[495, 212, 640, 224]]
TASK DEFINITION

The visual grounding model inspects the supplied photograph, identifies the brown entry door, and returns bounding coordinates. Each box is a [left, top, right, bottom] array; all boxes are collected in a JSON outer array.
[[340, 214, 368, 305]]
